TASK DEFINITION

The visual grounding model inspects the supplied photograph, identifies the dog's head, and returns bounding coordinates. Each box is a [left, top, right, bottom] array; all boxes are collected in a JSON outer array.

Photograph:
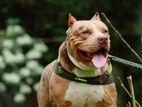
[[66, 12, 110, 69]]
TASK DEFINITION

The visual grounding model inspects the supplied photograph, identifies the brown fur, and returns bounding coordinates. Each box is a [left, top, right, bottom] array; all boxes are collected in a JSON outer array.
[[37, 13, 117, 107]]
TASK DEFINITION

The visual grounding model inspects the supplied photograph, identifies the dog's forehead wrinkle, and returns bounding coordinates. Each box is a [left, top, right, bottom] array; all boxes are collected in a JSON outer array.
[[68, 20, 108, 34], [93, 20, 108, 30], [76, 20, 107, 31], [79, 26, 84, 31], [74, 23, 95, 35], [74, 20, 93, 27]]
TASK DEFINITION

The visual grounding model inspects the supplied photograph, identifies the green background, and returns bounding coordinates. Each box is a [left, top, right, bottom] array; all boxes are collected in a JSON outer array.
[[0, 0, 142, 107]]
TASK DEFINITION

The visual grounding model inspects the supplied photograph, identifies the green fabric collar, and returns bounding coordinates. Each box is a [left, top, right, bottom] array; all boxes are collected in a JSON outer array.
[[107, 61, 113, 73], [53, 60, 114, 85]]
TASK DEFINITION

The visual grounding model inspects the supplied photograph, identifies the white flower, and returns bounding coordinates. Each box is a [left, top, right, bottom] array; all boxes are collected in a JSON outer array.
[[14, 52, 25, 64], [33, 82, 39, 91], [2, 49, 15, 64], [2, 39, 14, 49], [19, 84, 32, 94], [2, 49, 25, 64], [0, 82, 6, 92], [0, 56, 6, 69], [33, 65, 43, 75], [26, 60, 39, 69], [6, 25, 24, 37], [14, 93, 26, 103], [2, 73, 21, 84], [16, 34, 33, 46], [34, 43, 48, 53], [26, 78, 34, 85], [19, 67, 31, 77], [29, 65, 43, 76], [26, 49, 42, 59], [26, 60, 43, 75]]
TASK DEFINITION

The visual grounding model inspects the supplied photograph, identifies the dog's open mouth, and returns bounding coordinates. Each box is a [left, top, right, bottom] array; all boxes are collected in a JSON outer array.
[[78, 48, 108, 68]]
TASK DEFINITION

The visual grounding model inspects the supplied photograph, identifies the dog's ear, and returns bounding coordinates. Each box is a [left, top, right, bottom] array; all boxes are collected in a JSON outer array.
[[91, 12, 101, 20], [68, 13, 77, 27]]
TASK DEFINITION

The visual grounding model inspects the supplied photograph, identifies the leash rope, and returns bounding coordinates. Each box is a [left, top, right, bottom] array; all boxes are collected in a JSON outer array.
[[109, 55, 142, 70]]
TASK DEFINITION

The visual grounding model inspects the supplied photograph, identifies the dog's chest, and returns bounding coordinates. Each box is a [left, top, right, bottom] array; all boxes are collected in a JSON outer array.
[[64, 82, 105, 107]]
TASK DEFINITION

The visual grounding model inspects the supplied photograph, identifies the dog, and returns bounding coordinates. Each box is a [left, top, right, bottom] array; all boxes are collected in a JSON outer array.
[[37, 12, 117, 107]]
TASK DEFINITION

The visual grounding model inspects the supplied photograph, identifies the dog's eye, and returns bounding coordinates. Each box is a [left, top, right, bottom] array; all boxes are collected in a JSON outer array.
[[103, 30, 108, 34], [82, 30, 92, 35]]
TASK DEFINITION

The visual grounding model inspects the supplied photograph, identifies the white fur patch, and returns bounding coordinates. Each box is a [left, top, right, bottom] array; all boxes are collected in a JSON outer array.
[[64, 82, 105, 107], [66, 44, 94, 71]]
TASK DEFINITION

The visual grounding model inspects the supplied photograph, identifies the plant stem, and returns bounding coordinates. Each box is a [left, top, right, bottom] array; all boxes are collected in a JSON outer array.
[[101, 13, 142, 64], [117, 76, 141, 107], [127, 76, 136, 107], [127, 101, 131, 107]]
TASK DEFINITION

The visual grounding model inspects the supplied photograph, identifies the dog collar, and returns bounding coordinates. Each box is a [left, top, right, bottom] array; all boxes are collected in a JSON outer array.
[[53, 60, 114, 85], [65, 42, 95, 71]]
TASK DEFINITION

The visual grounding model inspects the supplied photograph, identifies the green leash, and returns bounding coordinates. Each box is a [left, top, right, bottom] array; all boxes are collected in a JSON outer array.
[[109, 55, 142, 70]]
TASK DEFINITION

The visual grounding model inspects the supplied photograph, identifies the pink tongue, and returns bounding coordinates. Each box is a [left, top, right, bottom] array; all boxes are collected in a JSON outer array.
[[92, 54, 107, 68]]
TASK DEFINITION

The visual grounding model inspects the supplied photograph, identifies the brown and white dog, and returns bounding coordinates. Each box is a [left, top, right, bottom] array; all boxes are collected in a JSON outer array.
[[37, 12, 117, 107]]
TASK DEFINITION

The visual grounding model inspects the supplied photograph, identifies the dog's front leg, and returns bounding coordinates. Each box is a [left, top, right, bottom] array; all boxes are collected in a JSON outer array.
[[37, 66, 51, 107]]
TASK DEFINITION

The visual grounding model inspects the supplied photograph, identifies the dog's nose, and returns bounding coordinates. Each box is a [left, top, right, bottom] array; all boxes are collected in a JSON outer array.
[[97, 37, 108, 44]]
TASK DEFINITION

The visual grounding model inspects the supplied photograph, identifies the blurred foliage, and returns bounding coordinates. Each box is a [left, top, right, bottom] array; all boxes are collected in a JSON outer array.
[[0, 0, 142, 107], [0, 19, 48, 107]]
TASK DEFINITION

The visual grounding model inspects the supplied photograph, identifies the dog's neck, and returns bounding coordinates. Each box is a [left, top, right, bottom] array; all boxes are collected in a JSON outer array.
[[58, 42, 108, 77], [66, 43, 95, 71]]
